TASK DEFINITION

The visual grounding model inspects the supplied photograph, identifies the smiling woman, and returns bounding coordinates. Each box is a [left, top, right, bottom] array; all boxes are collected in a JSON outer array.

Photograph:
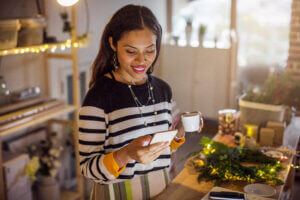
[[78, 4, 188, 200], [108, 28, 157, 85]]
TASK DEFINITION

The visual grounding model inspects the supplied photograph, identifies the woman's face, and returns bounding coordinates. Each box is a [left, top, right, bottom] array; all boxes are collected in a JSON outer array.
[[109, 28, 157, 83]]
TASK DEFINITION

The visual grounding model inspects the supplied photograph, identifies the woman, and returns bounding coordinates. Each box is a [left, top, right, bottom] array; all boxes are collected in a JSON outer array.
[[79, 5, 187, 199]]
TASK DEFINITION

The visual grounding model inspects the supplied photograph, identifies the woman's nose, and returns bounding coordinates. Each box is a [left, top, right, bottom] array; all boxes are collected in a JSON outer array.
[[136, 53, 146, 63]]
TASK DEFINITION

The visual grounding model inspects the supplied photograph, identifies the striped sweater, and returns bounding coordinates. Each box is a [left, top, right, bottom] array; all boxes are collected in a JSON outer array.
[[78, 75, 184, 184]]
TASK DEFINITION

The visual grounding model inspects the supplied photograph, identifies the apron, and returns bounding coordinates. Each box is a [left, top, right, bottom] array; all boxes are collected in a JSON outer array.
[[90, 168, 170, 200]]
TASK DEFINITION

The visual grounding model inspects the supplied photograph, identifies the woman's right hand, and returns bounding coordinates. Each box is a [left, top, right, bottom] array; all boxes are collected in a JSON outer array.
[[116, 135, 169, 166]]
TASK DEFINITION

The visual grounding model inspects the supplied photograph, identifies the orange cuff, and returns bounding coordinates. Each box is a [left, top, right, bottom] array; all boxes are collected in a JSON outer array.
[[170, 137, 185, 151], [103, 152, 126, 178]]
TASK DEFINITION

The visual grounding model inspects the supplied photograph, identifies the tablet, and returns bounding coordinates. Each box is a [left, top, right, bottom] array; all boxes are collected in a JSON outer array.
[[149, 129, 178, 145]]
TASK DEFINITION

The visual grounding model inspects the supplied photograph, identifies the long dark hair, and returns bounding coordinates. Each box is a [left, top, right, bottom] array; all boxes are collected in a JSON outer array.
[[89, 4, 162, 88]]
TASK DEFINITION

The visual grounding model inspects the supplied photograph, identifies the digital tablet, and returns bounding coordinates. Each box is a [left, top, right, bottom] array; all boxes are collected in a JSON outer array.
[[149, 129, 178, 145]]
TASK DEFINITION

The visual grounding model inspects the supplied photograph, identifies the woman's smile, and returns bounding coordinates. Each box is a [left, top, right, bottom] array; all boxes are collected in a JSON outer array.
[[131, 65, 147, 74]]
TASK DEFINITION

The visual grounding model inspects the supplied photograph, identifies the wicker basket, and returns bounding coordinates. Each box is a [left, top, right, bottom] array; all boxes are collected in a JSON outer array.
[[239, 97, 285, 127]]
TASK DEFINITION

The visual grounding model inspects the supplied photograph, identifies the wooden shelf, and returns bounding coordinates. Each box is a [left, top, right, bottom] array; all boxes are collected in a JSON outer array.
[[61, 190, 80, 200], [0, 105, 76, 137], [0, 6, 84, 200]]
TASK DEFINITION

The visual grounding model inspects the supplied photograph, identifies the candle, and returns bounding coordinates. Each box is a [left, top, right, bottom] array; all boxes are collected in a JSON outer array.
[[244, 124, 258, 141]]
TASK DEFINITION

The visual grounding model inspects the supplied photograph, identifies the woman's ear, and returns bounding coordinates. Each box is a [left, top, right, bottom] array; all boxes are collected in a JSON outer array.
[[109, 37, 117, 51]]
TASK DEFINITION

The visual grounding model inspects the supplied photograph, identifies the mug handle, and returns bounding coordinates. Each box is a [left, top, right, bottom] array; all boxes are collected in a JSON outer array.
[[198, 111, 204, 128]]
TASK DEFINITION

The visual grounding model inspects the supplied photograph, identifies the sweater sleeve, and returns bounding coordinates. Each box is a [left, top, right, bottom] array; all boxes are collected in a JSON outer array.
[[79, 106, 127, 183], [169, 99, 185, 151]]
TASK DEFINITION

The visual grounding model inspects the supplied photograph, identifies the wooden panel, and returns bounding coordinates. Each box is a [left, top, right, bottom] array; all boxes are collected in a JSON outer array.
[[192, 48, 229, 119], [158, 45, 230, 119], [158, 45, 196, 113]]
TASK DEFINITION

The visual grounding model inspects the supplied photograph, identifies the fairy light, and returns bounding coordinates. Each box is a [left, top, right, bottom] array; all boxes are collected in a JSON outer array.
[[0, 39, 82, 56], [291, 164, 300, 169]]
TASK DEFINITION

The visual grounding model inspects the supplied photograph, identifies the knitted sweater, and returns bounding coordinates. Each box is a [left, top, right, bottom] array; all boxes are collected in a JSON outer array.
[[78, 75, 184, 184]]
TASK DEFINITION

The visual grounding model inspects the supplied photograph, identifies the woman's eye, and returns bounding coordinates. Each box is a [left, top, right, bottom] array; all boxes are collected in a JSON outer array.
[[145, 50, 155, 54], [126, 50, 136, 54]]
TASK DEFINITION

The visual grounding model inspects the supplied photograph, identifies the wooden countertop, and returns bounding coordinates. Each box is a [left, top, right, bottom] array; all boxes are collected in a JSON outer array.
[[153, 134, 293, 200]]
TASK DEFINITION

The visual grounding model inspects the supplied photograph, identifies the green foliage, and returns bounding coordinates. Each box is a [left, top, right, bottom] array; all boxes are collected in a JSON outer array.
[[243, 72, 300, 110], [192, 137, 284, 185]]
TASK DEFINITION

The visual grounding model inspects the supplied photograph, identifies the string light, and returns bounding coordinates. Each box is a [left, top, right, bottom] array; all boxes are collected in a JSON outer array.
[[0, 39, 85, 56], [291, 164, 300, 169]]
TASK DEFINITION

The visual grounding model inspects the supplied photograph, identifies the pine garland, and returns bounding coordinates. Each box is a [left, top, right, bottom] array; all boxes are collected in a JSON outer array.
[[191, 137, 284, 185]]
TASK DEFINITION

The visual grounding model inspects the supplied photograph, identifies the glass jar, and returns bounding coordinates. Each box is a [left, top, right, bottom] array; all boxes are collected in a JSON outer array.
[[218, 109, 237, 135]]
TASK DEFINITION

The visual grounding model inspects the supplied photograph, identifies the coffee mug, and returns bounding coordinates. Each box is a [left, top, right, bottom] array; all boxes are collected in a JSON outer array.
[[181, 111, 204, 132]]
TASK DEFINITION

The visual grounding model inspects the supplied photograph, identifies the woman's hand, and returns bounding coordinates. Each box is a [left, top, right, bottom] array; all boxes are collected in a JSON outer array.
[[115, 135, 169, 166], [174, 121, 185, 141]]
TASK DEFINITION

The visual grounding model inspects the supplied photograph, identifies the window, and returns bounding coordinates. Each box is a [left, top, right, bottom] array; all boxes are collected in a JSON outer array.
[[172, 0, 231, 48], [237, 0, 292, 68]]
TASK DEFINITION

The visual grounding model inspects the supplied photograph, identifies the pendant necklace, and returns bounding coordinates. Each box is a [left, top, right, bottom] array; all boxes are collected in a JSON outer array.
[[118, 72, 157, 127]]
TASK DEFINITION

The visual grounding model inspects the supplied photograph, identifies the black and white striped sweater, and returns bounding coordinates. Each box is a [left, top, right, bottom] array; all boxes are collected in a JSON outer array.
[[78, 74, 174, 184]]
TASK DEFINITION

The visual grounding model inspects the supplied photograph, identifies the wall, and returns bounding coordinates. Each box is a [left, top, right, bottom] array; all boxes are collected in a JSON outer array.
[[157, 45, 230, 119], [287, 0, 300, 80]]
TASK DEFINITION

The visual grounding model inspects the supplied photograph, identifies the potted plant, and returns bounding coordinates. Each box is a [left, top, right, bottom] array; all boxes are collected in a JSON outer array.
[[185, 17, 193, 46], [25, 132, 63, 200], [198, 24, 207, 47], [239, 72, 300, 127]]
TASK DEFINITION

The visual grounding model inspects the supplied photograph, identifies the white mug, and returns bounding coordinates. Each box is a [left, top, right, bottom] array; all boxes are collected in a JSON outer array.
[[181, 111, 204, 132]]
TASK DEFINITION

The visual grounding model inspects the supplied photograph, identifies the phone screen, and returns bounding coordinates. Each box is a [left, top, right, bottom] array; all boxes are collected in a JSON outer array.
[[149, 129, 178, 145]]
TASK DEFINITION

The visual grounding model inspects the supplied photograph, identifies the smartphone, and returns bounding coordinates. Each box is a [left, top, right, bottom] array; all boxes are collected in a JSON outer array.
[[149, 129, 178, 145], [209, 191, 245, 200]]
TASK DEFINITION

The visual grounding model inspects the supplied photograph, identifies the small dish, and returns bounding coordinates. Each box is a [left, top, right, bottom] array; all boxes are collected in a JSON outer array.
[[244, 183, 276, 197], [264, 150, 283, 159]]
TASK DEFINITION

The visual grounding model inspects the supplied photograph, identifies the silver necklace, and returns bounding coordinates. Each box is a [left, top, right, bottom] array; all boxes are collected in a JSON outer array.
[[128, 83, 157, 127], [116, 72, 157, 127]]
